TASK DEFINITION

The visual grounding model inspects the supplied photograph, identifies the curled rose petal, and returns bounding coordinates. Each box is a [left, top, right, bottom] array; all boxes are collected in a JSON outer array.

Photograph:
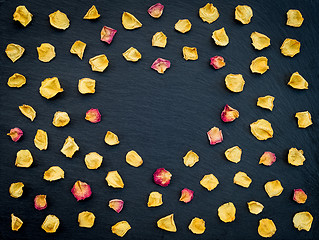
[[153, 168, 172, 187], [179, 188, 194, 203], [207, 127, 223, 145], [147, 192, 163, 207], [280, 38, 300, 57], [148, 3, 164, 18], [287, 10, 304, 27], [264, 180, 283, 198], [7, 73, 26, 88], [199, 3, 219, 23], [218, 202, 236, 223], [259, 151, 276, 166], [250, 119, 273, 140], [11, 213, 23, 231], [151, 58, 171, 74], [122, 12, 142, 30], [49, 10, 69, 30], [212, 27, 229, 46], [109, 199, 124, 213], [89, 54, 109, 72], [200, 174, 219, 191], [5, 43, 25, 62], [70, 40, 86, 59], [183, 150, 199, 167], [247, 201, 264, 215], [83, 5, 100, 20], [101, 26, 117, 44], [295, 111, 312, 128], [104, 131, 120, 145], [9, 182, 24, 198], [71, 181, 92, 201], [112, 221, 131, 237], [78, 211, 95, 228], [293, 212, 313, 231], [188, 217, 206, 234], [13, 6, 33, 27], [210, 56, 225, 69], [258, 218, 276, 238], [175, 19, 192, 33], [7, 128, 23, 142], [288, 148, 305, 166], [157, 214, 177, 232], [221, 105, 239, 122], [34, 195, 47, 210], [60, 136, 79, 158], [41, 215, 60, 233], [105, 171, 124, 188], [85, 108, 101, 123], [235, 5, 253, 24], [293, 189, 307, 204]]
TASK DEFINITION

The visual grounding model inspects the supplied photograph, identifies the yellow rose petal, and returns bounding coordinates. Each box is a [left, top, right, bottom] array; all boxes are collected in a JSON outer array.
[[70, 40, 86, 59], [5, 43, 25, 62], [60, 136, 79, 158], [235, 5, 253, 24], [13, 6, 32, 27], [49, 10, 70, 30], [225, 146, 242, 163], [225, 74, 245, 92], [295, 111, 312, 128], [39, 77, 63, 99], [257, 95, 275, 111], [34, 129, 48, 150], [8, 73, 26, 88], [212, 27, 229, 46], [105, 170, 124, 188], [250, 119, 273, 140], [122, 47, 141, 62], [264, 180, 283, 198], [175, 19, 191, 33], [199, 3, 219, 23], [157, 214, 177, 232], [218, 202, 236, 223], [122, 12, 142, 30], [200, 174, 219, 191]]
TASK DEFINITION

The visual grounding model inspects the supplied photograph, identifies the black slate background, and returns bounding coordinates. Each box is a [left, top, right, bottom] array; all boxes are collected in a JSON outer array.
[[0, 0, 318, 239]]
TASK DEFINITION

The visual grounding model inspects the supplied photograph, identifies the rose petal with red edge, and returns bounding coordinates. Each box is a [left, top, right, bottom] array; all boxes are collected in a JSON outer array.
[[85, 108, 101, 123], [179, 188, 194, 203], [207, 127, 223, 145], [100, 26, 117, 44], [71, 181, 92, 201], [259, 151, 276, 166], [7, 128, 23, 142], [151, 58, 171, 74], [210, 56, 225, 69], [293, 189, 307, 204], [221, 105, 239, 122], [109, 199, 124, 213], [148, 3, 164, 18], [34, 195, 47, 210], [153, 168, 172, 186]]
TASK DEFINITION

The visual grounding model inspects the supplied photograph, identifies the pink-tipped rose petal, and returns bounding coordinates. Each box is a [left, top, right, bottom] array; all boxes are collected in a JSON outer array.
[[259, 151, 276, 166], [221, 105, 239, 122], [109, 199, 124, 213], [7, 128, 23, 142], [210, 56, 225, 69], [207, 127, 223, 145], [148, 3, 164, 18], [100, 26, 117, 44], [34, 195, 47, 210], [151, 58, 171, 74], [179, 188, 194, 203], [293, 189, 307, 204], [153, 168, 172, 186], [85, 108, 101, 123], [71, 181, 92, 201]]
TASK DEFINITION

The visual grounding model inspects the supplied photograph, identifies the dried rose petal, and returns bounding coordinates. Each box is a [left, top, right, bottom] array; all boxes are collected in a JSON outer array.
[[259, 152, 276, 166], [85, 108, 101, 123], [71, 181, 92, 201], [153, 168, 172, 187], [148, 3, 164, 18], [179, 188, 194, 203], [210, 56, 225, 69], [100, 26, 117, 44], [109, 199, 124, 213], [7, 128, 23, 142], [293, 189, 307, 204], [34, 195, 47, 210], [207, 127, 223, 145], [151, 58, 171, 74], [221, 105, 239, 122]]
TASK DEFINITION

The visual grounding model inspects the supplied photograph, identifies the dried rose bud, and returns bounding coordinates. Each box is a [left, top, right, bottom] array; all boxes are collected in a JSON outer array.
[[109, 199, 124, 213], [85, 108, 101, 123], [259, 152, 276, 166], [210, 56, 225, 69], [207, 127, 223, 145], [71, 181, 92, 201], [151, 58, 171, 74], [221, 105, 239, 122], [148, 3, 164, 18], [153, 168, 172, 187], [7, 128, 23, 142], [179, 188, 194, 203], [100, 26, 117, 44], [34, 195, 47, 210], [293, 189, 307, 204]]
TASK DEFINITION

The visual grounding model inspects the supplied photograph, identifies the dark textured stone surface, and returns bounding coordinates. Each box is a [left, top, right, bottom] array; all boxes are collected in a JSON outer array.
[[0, 0, 318, 239]]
